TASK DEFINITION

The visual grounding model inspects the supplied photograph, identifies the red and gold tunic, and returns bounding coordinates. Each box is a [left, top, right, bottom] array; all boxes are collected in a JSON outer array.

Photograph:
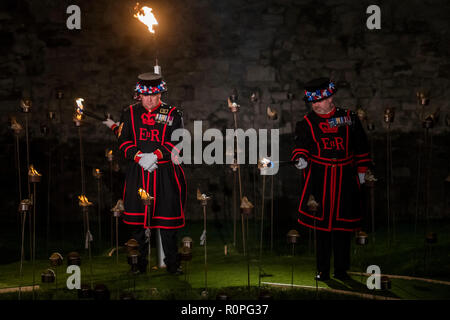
[[118, 101, 186, 229], [291, 106, 371, 232]]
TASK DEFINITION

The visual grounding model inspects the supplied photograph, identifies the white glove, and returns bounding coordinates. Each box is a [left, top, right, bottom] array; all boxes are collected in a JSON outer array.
[[138, 153, 158, 171], [147, 162, 158, 173], [295, 158, 308, 170], [102, 118, 119, 129], [358, 172, 365, 184]]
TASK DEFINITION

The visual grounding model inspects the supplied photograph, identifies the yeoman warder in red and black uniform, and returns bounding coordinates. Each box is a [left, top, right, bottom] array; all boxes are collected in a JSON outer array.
[[118, 72, 186, 274], [292, 78, 371, 281]]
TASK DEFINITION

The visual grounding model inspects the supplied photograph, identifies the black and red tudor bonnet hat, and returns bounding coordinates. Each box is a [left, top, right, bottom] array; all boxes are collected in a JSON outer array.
[[303, 78, 337, 102], [135, 72, 167, 96]]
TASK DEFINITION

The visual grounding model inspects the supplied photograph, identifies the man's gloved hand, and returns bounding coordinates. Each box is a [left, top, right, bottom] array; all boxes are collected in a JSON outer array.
[[358, 172, 365, 184], [295, 158, 308, 170], [147, 162, 158, 173], [102, 118, 119, 129], [138, 153, 158, 171]]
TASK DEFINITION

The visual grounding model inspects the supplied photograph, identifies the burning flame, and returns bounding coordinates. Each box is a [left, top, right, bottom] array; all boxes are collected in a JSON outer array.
[[75, 98, 84, 114], [105, 149, 113, 161], [28, 165, 42, 177], [74, 98, 85, 122], [92, 168, 102, 178], [138, 188, 152, 200], [78, 195, 93, 207], [134, 3, 158, 34]]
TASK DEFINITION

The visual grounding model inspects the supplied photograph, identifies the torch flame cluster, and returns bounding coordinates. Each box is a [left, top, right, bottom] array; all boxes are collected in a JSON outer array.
[[74, 98, 85, 121], [78, 195, 93, 207], [134, 3, 158, 34], [28, 164, 42, 177], [138, 188, 152, 200]]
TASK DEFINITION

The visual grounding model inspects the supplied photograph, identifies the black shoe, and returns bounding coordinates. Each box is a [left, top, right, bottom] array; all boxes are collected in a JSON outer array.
[[138, 259, 148, 274], [167, 265, 183, 275], [167, 269, 183, 275], [334, 271, 351, 281], [315, 272, 330, 281]]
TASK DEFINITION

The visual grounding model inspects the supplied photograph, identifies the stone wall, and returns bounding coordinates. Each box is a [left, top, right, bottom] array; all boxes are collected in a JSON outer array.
[[0, 0, 449, 224]]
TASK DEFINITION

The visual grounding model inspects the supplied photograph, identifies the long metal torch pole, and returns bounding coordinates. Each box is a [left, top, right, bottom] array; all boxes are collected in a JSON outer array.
[[32, 183, 37, 300], [386, 123, 391, 247], [85, 207, 94, 288], [25, 114, 32, 261], [97, 178, 102, 244], [19, 211, 27, 300], [203, 204, 208, 293], [233, 171, 237, 247], [259, 175, 266, 288], [233, 112, 245, 256], [78, 126, 86, 236], [110, 161, 113, 249]]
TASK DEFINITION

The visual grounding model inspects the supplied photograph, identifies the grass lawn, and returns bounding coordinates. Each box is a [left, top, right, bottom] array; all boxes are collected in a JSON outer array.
[[0, 219, 449, 300]]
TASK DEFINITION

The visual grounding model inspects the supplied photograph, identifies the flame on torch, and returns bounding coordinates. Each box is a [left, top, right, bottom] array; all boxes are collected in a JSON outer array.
[[92, 168, 102, 179], [75, 98, 84, 114], [28, 164, 42, 177], [138, 188, 152, 200], [74, 98, 85, 121], [105, 149, 113, 162], [78, 195, 93, 207], [134, 3, 158, 34]]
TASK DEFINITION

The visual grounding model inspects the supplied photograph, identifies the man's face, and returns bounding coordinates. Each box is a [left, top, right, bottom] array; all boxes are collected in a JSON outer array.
[[141, 93, 161, 109], [311, 96, 334, 114]]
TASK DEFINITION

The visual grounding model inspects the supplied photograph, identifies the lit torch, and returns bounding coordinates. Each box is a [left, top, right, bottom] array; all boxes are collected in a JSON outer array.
[[138, 188, 154, 206], [28, 165, 42, 183], [105, 149, 113, 162], [134, 3, 161, 74], [74, 98, 85, 126], [92, 168, 102, 179], [78, 195, 93, 207], [28, 163, 42, 295]]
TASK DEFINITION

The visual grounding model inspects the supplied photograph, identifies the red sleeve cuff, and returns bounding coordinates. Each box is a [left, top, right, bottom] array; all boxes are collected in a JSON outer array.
[[134, 151, 143, 163], [111, 123, 118, 131], [357, 166, 368, 173], [153, 149, 163, 160]]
